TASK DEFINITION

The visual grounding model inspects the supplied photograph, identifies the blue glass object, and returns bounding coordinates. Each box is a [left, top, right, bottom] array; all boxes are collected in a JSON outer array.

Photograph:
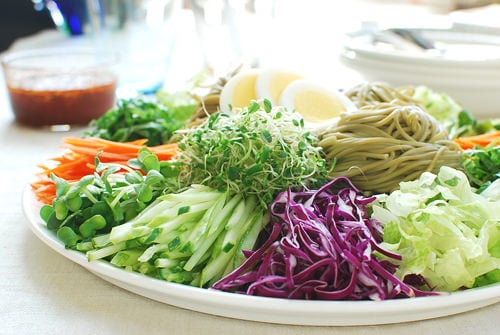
[[38, 0, 89, 35]]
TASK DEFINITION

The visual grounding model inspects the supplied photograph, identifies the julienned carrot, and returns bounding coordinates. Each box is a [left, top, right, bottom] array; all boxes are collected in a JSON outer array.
[[62, 137, 180, 161], [63, 137, 149, 154], [31, 137, 180, 204], [64, 137, 149, 147], [31, 175, 57, 205], [453, 130, 500, 150]]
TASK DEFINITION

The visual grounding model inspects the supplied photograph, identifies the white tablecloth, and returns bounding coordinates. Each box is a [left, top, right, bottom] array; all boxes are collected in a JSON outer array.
[[1, 3, 499, 334]]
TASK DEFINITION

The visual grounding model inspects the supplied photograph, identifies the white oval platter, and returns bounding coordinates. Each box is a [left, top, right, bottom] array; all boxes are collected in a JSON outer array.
[[22, 187, 500, 326]]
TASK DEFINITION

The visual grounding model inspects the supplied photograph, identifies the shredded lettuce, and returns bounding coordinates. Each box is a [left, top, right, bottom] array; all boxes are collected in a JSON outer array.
[[412, 85, 500, 138], [412, 85, 463, 132], [371, 166, 500, 292]]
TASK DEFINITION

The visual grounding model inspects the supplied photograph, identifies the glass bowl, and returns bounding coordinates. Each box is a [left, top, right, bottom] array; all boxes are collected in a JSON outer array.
[[2, 48, 119, 129]]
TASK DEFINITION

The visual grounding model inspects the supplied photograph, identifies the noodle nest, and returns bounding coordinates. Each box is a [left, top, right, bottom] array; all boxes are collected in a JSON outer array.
[[317, 102, 461, 194], [345, 81, 417, 108]]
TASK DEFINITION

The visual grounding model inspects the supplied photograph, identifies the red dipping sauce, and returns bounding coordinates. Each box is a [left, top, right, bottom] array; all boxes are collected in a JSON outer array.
[[2, 49, 119, 128], [7, 73, 117, 126]]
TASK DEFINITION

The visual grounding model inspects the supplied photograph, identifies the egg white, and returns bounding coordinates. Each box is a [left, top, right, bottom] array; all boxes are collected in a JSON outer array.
[[279, 79, 356, 126], [255, 69, 303, 105], [219, 69, 260, 113]]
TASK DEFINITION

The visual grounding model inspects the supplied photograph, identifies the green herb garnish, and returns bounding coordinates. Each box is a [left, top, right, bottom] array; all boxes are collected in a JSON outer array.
[[461, 145, 500, 191], [86, 96, 196, 145], [176, 100, 329, 206]]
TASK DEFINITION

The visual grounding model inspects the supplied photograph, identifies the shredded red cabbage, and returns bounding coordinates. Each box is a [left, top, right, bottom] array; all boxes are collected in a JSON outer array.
[[212, 177, 438, 300]]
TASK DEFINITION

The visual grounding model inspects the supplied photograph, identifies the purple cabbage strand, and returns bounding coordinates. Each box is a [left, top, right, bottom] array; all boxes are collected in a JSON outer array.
[[212, 177, 439, 300]]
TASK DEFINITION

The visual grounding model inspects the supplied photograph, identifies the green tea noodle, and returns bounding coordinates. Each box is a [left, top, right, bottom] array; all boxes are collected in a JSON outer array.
[[317, 102, 461, 193], [345, 81, 417, 108]]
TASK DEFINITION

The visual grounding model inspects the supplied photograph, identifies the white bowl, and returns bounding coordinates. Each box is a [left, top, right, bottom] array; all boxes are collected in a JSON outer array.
[[341, 27, 500, 119], [344, 28, 500, 65], [340, 51, 500, 85]]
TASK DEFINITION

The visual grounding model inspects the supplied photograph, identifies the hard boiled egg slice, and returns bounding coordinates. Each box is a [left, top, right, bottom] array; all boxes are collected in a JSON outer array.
[[279, 79, 356, 126], [219, 69, 260, 113], [255, 68, 303, 105]]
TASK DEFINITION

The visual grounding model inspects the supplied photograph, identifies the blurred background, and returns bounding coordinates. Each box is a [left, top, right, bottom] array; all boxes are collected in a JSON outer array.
[[2, 0, 500, 116], [0, 0, 54, 52], [2, 0, 499, 52]]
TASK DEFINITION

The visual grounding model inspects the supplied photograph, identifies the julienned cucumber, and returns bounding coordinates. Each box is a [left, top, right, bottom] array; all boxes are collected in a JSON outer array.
[[83, 184, 269, 287]]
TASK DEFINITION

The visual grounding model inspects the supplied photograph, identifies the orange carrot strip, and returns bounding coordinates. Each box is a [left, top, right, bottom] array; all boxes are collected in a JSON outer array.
[[31, 180, 57, 205], [62, 137, 179, 161], [63, 137, 149, 153], [62, 146, 133, 162], [453, 130, 500, 150]]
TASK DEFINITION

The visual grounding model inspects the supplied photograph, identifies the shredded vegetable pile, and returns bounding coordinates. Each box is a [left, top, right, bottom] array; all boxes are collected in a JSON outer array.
[[77, 186, 268, 287], [371, 166, 500, 292], [213, 177, 436, 300], [39, 148, 182, 248], [461, 144, 500, 191], [177, 100, 329, 206], [86, 96, 197, 146], [32, 137, 179, 205]]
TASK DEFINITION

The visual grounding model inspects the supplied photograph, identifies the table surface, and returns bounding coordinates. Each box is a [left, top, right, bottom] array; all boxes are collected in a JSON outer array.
[[1, 3, 499, 335]]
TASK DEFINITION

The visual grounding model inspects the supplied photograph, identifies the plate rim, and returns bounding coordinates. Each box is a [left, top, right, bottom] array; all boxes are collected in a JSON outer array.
[[22, 186, 500, 326]]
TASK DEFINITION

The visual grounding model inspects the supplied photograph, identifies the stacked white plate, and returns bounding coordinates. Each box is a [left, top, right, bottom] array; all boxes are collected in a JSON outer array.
[[340, 26, 500, 119]]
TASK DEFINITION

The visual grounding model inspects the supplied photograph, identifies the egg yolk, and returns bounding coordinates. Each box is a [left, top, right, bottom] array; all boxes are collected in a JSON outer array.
[[269, 73, 302, 103], [231, 72, 258, 108], [293, 90, 347, 123]]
